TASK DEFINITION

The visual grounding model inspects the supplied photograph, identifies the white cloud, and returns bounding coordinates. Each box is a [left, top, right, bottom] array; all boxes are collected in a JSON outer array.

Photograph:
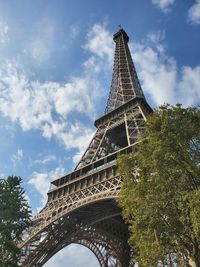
[[44, 244, 99, 267], [0, 62, 95, 157], [84, 24, 200, 108], [0, 23, 113, 162], [188, 0, 200, 24], [72, 150, 84, 165], [0, 20, 8, 44], [177, 66, 200, 105], [28, 166, 65, 205], [70, 24, 80, 39], [23, 18, 58, 65], [34, 154, 56, 165], [85, 22, 113, 64], [0, 172, 5, 179], [57, 122, 94, 164], [131, 41, 177, 105], [11, 149, 23, 166], [0, 23, 199, 163], [130, 32, 200, 107], [24, 39, 51, 64], [147, 30, 165, 43], [152, 0, 175, 12]]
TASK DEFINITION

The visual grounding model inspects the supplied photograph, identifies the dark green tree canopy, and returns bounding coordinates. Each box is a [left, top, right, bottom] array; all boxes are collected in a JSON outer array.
[[118, 104, 200, 267], [0, 176, 32, 267]]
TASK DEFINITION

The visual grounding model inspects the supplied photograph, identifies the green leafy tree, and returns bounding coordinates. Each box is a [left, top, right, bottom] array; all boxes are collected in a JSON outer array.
[[0, 176, 32, 267], [118, 105, 200, 267]]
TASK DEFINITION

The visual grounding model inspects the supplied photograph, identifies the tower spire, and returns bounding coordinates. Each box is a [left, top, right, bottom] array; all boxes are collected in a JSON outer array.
[[19, 29, 152, 267], [105, 28, 144, 113]]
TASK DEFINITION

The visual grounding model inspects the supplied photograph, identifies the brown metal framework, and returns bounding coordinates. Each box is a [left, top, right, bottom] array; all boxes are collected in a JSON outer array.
[[19, 28, 152, 267]]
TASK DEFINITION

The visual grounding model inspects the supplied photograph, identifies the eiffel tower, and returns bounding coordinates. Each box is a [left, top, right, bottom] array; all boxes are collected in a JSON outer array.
[[20, 28, 152, 267]]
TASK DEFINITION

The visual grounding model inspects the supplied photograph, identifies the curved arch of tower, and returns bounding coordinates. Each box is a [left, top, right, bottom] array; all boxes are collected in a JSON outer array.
[[19, 28, 152, 267]]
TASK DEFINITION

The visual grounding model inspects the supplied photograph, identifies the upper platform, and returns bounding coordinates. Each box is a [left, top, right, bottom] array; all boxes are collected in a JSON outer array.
[[113, 28, 129, 43]]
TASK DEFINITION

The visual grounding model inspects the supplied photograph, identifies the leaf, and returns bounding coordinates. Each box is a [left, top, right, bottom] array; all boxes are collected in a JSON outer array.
[[118, 104, 200, 266]]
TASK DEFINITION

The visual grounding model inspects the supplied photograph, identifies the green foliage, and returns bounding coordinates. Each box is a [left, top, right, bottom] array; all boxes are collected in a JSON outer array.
[[0, 176, 32, 267], [118, 104, 200, 267]]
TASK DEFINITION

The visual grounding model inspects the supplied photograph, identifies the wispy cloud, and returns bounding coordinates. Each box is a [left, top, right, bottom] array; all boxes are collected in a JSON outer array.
[[70, 24, 80, 39], [23, 17, 59, 65], [0, 61, 95, 161], [0, 20, 9, 44], [147, 30, 165, 43], [152, 0, 200, 24], [188, 0, 200, 24], [28, 166, 65, 205], [131, 32, 200, 106], [85, 22, 113, 63], [152, 0, 175, 13], [0, 23, 112, 164], [2, 23, 199, 171], [34, 154, 56, 165], [84, 24, 200, 107], [1, 22, 199, 166], [11, 149, 23, 166]]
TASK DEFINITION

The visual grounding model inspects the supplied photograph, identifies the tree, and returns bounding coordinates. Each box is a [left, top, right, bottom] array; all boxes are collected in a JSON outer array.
[[0, 176, 31, 267], [118, 104, 200, 267]]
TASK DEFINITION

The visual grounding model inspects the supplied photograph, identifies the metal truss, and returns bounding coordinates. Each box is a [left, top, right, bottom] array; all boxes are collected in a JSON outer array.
[[105, 29, 144, 114], [20, 200, 132, 267], [75, 99, 150, 169], [19, 28, 152, 266]]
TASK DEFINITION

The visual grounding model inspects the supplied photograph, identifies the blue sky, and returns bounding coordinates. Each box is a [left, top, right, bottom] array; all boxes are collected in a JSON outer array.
[[0, 0, 200, 266]]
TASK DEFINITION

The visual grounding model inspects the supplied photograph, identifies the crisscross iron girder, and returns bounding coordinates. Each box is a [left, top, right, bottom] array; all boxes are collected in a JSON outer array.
[[105, 29, 144, 114], [75, 98, 150, 169], [19, 29, 152, 267], [20, 201, 131, 267]]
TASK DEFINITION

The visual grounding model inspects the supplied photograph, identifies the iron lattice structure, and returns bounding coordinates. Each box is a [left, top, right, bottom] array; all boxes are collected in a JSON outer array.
[[19, 29, 152, 267]]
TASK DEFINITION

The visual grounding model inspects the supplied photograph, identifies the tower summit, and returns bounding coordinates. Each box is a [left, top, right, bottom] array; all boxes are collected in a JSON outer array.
[[20, 29, 152, 267], [105, 28, 145, 113], [75, 28, 151, 169]]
